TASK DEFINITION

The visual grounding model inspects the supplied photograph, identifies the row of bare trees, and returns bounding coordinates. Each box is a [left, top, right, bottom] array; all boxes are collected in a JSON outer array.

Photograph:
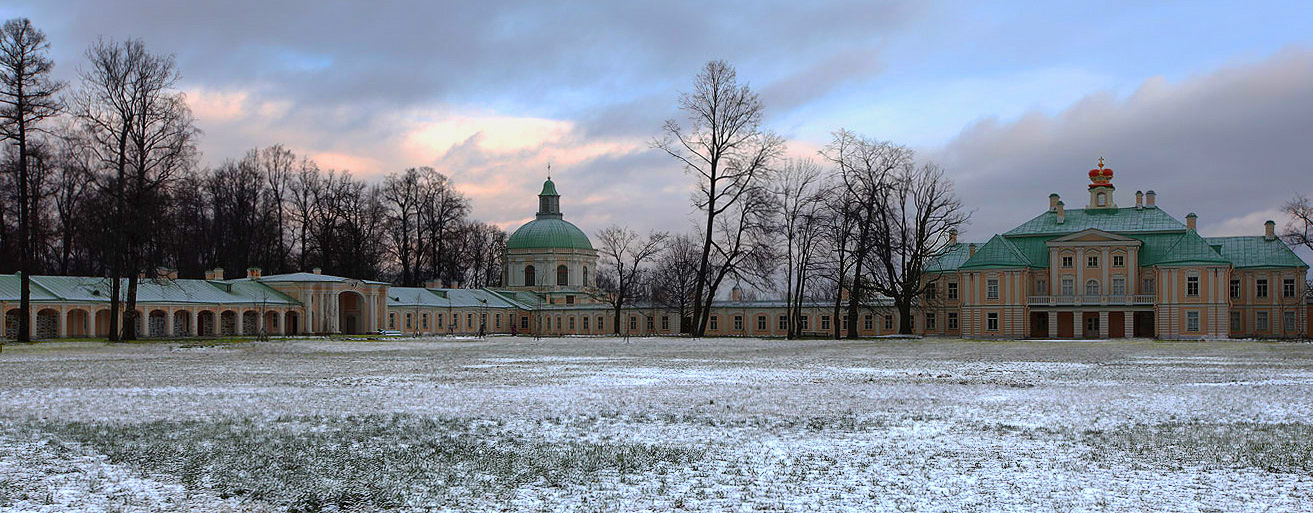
[[0, 18, 504, 342]]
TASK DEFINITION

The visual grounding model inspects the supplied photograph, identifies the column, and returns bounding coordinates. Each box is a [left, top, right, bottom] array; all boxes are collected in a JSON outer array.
[[235, 309, 244, 336], [30, 309, 38, 339], [1098, 311, 1110, 339], [166, 309, 175, 337], [256, 310, 264, 334], [1048, 311, 1058, 338], [57, 308, 67, 338], [1123, 310, 1134, 338], [190, 309, 199, 336]]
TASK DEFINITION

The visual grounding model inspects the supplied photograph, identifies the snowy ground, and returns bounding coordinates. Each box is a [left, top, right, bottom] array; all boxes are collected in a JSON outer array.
[[2, 336, 1312, 512]]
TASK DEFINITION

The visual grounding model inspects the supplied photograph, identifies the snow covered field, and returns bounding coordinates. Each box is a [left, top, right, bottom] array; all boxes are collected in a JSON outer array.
[[2, 336, 1312, 512]]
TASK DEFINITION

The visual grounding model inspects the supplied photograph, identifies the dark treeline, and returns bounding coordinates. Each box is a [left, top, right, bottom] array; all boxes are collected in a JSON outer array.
[[0, 19, 503, 341]]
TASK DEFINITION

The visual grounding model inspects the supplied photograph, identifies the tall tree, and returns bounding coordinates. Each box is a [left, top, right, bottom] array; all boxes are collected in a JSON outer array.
[[650, 233, 699, 332], [0, 17, 63, 343], [655, 60, 782, 336], [774, 158, 826, 339], [596, 225, 668, 334], [1285, 194, 1313, 252]]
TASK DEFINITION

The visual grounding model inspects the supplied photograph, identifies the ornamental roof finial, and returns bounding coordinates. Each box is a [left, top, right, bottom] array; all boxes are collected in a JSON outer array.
[[1097, 156, 1104, 169]]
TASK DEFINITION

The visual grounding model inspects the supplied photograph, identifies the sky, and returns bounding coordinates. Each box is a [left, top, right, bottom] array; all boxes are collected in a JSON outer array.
[[5, 1, 1313, 263]]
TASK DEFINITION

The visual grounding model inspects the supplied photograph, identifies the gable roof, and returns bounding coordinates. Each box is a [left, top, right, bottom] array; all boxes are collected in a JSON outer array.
[[926, 243, 976, 272], [959, 235, 1031, 269], [1205, 236, 1308, 269], [1139, 231, 1231, 266], [1005, 206, 1187, 236]]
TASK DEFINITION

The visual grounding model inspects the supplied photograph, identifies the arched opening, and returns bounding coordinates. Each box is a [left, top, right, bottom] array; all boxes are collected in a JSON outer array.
[[94, 309, 111, 337], [582, 266, 589, 287], [284, 311, 300, 335], [557, 265, 568, 286], [148, 310, 168, 338], [198, 311, 216, 336], [1085, 279, 1100, 296], [220, 310, 237, 336], [524, 265, 535, 287], [173, 310, 190, 337], [66, 309, 90, 337], [264, 311, 280, 335], [338, 291, 367, 334], [242, 311, 258, 336], [4, 308, 21, 338], [36, 308, 60, 339]]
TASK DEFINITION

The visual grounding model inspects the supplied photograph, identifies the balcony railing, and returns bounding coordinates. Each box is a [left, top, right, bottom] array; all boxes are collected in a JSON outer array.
[[1027, 294, 1155, 306]]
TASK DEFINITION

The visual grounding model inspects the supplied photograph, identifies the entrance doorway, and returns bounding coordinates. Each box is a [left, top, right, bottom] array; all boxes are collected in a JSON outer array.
[[338, 291, 366, 334], [1083, 313, 1101, 338]]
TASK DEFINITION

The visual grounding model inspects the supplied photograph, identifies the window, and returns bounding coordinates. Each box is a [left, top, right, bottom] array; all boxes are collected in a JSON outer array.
[[926, 313, 937, 330], [662, 316, 670, 331], [947, 313, 959, 330], [557, 265, 569, 286], [520, 316, 528, 329], [947, 282, 958, 299], [566, 295, 575, 305], [1186, 276, 1199, 297], [1231, 311, 1241, 331], [1036, 279, 1047, 295], [647, 316, 655, 331], [467, 313, 475, 328], [555, 316, 561, 330], [1257, 279, 1269, 298], [495, 314, 501, 328], [987, 279, 999, 299], [1231, 280, 1241, 299], [1113, 254, 1125, 267], [1096, 192, 1106, 206], [820, 315, 831, 331], [422, 313, 429, 329], [778, 315, 788, 330], [1186, 311, 1200, 332], [568, 316, 575, 330], [926, 283, 937, 299], [1112, 276, 1126, 295], [1062, 278, 1074, 296], [1285, 311, 1297, 332], [709, 316, 718, 330], [582, 266, 589, 287], [1061, 256, 1073, 268], [1085, 280, 1100, 296], [388, 313, 396, 329], [1284, 279, 1297, 298], [864, 314, 874, 330], [630, 316, 639, 331], [884, 315, 894, 330], [757, 315, 767, 331], [581, 316, 589, 331], [731, 315, 742, 331], [986, 312, 999, 331], [405, 313, 412, 329], [1257, 311, 1269, 330], [1087, 255, 1098, 268], [597, 316, 605, 331], [524, 265, 535, 286], [800, 316, 809, 330], [1142, 277, 1155, 294], [437, 314, 445, 328]]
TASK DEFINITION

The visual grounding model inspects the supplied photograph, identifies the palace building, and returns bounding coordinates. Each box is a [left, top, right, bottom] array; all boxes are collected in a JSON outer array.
[[2, 162, 1309, 340]]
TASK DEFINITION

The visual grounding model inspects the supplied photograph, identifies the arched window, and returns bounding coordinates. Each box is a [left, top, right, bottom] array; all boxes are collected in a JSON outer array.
[[557, 265, 569, 286], [524, 265, 535, 286], [1096, 192, 1107, 207], [582, 266, 589, 287], [1085, 279, 1100, 296]]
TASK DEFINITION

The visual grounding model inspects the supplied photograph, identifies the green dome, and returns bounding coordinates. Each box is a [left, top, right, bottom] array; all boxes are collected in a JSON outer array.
[[507, 218, 593, 250]]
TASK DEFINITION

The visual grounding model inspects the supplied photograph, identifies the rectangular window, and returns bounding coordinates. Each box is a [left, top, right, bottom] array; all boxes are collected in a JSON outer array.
[[1061, 256, 1073, 268], [1113, 254, 1125, 267], [1231, 280, 1241, 299], [1142, 277, 1155, 294], [630, 316, 639, 331], [926, 313, 936, 330], [1285, 311, 1297, 332], [1186, 276, 1199, 297], [987, 279, 999, 299], [566, 295, 575, 304], [733, 315, 743, 331], [884, 315, 894, 330], [709, 316, 718, 330], [1062, 278, 1074, 296], [437, 314, 444, 328], [520, 316, 528, 329], [947, 282, 958, 299], [1230, 311, 1241, 331], [422, 314, 429, 329], [406, 314, 412, 329], [662, 316, 670, 331], [1257, 279, 1268, 298], [926, 283, 937, 299], [1087, 256, 1098, 268], [1036, 279, 1047, 295], [555, 317, 562, 330], [467, 313, 474, 328], [1186, 311, 1200, 332], [800, 316, 809, 331], [1112, 277, 1126, 295], [778, 315, 788, 330], [947, 312, 958, 330], [495, 314, 501, 328], [864, 314, 873, 330], [582, 316, 589, 331], [1257, 311, 1269, 330], [598, 316, 605, 331], [757, 315, 767, 331], [986, 312, 999, 331], [820, 315, 831, 330], [647, 316, 655, 331], [388, 314, 396, 329], [1284, 279, 1296, 298], [568, 316, 575, 330]]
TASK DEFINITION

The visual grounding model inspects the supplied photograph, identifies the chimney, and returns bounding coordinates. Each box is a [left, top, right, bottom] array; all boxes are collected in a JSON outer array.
[[246, 267, 262, 280], [204, 269, 216, 280], [948, 228, 958, 245], [1145, 190, 1156, 207], [212, 267, 224, 281], [1049, 193, 1060, 211], [968, 243, 977, 258], [1056, 201, 1065, 224], [1265, 220, 1276, 241], [312, 267, 322, 275], [1135, 190, 1143, 209], [1186, 213, 1197, 231], [425, 279, 443, 289], [731, 285, 743, 302]]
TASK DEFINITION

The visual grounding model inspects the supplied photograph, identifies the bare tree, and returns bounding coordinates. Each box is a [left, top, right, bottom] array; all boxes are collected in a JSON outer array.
[[1285, 194, 1313, 252], [383, 168, 426, 286], [654, 60, 782, 336], [260, 144, 295, 272], [597, 225, 668, 334], [0, 17, 63, 343], [650, 233, 699, 332], [774, 158, 826, 339]]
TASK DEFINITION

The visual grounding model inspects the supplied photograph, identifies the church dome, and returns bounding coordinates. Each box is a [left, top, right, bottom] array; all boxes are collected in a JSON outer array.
[[506, 178, 594, 250]]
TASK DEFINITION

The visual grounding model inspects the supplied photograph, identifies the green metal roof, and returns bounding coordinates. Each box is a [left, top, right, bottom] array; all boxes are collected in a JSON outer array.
[[1005, 236, 1056, 268], [0, 274, 300, 305], [506, 218, 594, 250], [1205, 236, 1308, 269], [1135, 231, 1230, 266], [926, 243, 974, 272], [1004, 206, 1186, 236], [386, 287, 523, 309], [959, 235, 1031, 269], [540, 178, 559, 196]]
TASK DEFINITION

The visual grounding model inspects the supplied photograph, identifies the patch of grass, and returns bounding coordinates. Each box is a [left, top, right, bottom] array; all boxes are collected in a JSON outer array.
[[1084, 422, 1313, 473], [37, 414, 701, 511]]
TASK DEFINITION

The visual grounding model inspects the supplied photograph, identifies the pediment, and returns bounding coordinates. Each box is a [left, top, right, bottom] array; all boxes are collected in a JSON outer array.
[[1046, 228, 1142, 246]]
